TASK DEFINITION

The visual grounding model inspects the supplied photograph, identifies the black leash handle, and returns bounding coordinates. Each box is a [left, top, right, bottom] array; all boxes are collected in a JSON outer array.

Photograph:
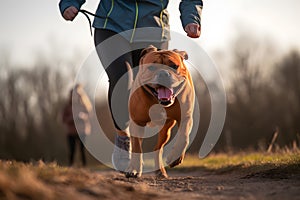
[[79, 9, 102, 36]]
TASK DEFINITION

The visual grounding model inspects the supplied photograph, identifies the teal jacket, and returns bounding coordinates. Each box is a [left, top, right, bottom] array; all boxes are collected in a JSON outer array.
[[59, 0, 203, 42]]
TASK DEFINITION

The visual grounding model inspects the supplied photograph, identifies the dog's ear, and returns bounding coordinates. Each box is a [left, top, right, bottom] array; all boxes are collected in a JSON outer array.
[[140, 45, 158, 58], [173, 49, 188, 60]]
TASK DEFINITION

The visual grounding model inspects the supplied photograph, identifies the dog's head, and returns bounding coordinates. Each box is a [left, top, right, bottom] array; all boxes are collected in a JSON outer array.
[[137, 45, 189, 107]]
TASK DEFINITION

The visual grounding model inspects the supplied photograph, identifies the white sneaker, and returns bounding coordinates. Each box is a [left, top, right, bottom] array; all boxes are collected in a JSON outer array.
[[112, 135, 131, 172]]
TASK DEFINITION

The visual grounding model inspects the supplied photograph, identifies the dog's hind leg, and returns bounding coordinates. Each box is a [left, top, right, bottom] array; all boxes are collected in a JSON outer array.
[[154, 119, 176, 178]]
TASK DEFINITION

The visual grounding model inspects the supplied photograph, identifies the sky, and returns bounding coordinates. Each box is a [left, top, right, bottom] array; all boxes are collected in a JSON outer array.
[[0, 0, 300, 66]]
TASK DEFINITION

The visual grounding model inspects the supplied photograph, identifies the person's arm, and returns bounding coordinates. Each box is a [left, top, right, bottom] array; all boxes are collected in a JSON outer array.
[[59, 0, 86, 21], [179, 0, 203, 38]]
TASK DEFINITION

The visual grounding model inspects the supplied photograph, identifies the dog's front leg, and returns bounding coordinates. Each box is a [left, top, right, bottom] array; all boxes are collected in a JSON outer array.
[[166, 116, 193, 168], [126, 121, 144, 178], [154, 119, 176, 178]]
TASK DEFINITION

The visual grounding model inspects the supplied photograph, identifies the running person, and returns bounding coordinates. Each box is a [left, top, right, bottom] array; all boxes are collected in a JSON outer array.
[[59, 0, 203, 172]]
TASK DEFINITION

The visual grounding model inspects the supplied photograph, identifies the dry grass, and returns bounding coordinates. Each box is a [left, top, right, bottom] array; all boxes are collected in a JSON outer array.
[[0, 161, 116, 199], [171, 150, 300, 177], [181, 150, 300, 169], [0, 160, 164, 200]]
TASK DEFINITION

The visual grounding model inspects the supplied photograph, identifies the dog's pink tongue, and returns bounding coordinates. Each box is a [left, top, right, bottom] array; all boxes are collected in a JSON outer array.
[[157, 87, 173, 100]]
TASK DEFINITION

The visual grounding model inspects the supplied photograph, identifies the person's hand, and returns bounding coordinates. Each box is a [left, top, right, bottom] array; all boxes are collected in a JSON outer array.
[[79, 112, 88, 120], [184, 23, 201, 38], [63, 6, 79, 21]]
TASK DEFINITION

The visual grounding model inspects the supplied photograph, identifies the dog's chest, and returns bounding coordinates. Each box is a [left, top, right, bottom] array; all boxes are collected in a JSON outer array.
[[146, 104, 167, 127], [146, 103, 180, 127]]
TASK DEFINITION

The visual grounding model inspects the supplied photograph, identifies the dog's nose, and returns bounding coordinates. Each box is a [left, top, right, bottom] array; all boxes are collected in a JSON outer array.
[[158, 70, 171, 79], [157, 70, 172, 87]]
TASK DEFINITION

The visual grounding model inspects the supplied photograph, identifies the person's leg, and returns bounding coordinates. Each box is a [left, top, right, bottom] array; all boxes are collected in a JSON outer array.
[[67, 135, 76, 166], [94, 29, 133, 135], [94, 29, 133, 172], [79, 134, 86, 166]]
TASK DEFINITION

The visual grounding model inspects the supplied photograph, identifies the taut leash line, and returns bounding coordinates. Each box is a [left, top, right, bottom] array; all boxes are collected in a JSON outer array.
[[79, 9, 102, 36]]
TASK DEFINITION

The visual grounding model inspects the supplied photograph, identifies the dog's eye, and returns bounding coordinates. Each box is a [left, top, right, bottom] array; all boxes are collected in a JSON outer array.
[[148, 66, 157, 71], [170, 65, 179, 71]]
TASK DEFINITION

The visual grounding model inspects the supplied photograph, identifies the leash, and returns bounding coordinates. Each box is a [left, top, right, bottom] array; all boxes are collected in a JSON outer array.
[[79, 9, 102, 36]]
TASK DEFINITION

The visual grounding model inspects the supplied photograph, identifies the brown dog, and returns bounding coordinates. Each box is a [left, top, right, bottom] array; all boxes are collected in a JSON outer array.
[[126, 46, 195, 178]]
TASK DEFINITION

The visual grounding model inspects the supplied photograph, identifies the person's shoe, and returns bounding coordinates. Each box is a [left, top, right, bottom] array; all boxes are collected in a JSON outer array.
[[112, 135, 131, 172]]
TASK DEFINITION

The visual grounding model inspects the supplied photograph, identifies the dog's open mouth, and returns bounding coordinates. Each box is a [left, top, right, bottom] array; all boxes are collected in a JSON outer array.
[[156, 86, 174, 106], [145, 81, 185, 107]]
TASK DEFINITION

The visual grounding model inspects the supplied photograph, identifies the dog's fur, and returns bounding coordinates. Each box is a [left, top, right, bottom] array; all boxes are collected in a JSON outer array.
[[126, 46, 195, 178]]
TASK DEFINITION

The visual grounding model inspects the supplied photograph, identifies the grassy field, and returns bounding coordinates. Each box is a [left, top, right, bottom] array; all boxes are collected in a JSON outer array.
[[0, 151, 299, 199], [176, 151, 300, 174]]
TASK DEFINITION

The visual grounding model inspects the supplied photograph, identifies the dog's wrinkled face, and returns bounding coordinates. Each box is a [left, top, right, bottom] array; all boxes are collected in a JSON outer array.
[[137, 46, 189, 107]]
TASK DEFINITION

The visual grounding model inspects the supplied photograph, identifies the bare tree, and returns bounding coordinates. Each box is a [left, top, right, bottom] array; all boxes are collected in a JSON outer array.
[[0, 50, 76, 162], [223, 34, 278, 150], [272, 50, 300, 145]]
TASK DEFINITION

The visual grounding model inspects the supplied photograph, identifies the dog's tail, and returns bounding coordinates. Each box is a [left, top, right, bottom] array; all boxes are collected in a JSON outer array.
[[125, 61, 134, 90]]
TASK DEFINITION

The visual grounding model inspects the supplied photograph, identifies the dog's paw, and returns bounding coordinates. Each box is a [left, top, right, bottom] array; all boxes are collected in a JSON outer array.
[[124, 154, 143, 178], [155, 170, 168, 179], [125, 163, 142, 178], [167, 154, 184, 168], [125, 170, 141, 178]]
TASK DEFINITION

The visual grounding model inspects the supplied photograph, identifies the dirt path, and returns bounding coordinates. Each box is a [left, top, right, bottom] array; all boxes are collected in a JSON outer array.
[[81, 168, 300, 200], [1, 159, 299, 200]]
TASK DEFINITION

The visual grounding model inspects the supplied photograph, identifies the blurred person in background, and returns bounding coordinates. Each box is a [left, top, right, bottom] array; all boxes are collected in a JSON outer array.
[[62, 84, 92, 166]]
